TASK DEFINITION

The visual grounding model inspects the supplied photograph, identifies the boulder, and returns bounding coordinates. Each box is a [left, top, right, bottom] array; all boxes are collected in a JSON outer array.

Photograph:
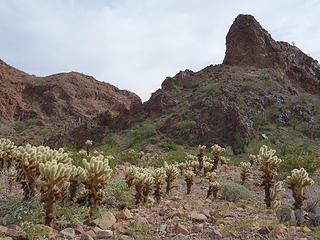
[[94, 212, 117, 229]]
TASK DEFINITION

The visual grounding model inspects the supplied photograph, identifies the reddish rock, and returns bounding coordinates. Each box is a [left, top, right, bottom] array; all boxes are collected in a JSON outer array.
[[174, 223, 189, 235], [223, 14, 320, 93]]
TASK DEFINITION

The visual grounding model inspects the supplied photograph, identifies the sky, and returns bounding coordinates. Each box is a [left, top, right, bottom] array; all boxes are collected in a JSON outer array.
[[0, 0, 319, 101]]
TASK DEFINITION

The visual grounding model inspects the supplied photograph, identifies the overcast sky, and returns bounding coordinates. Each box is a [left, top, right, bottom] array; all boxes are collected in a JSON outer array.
[[1, 0, 319, 101]]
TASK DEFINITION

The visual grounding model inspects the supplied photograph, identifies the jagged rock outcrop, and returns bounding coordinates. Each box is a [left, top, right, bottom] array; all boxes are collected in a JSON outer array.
[[223, 14, 320, 93]]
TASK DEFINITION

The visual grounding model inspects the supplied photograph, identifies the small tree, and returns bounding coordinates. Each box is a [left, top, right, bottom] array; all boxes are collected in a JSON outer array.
[[164, 162, 178, 193], [211, 144, 225, 171]]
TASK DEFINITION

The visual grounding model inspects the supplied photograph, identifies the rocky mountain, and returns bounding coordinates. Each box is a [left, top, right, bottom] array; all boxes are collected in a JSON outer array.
[[86, 14, 318, 154], [1, 14, 320, 154], [0, 59, 141, 145]]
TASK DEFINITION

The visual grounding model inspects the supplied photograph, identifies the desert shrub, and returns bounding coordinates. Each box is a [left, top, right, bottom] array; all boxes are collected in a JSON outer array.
[[221, 183, 253, 202], [188, 137, 197, 147], [200, 83, 223, 97], [235, 94, 246, 107], [130, 121, 156, 147], [176, 120, 196, 131], [159, 140, 177, 150], [120, 150, 140, 164], [279, 145, 320, 174]]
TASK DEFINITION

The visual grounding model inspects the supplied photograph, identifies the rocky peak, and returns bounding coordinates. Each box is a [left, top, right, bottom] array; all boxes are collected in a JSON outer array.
[[223, 14, 320, 93]]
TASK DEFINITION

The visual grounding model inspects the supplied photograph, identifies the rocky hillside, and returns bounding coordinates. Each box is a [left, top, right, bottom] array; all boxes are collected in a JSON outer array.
[[69, 14, 319, 154], [1, 14, 320, 154], [0, 59, 141, 145]]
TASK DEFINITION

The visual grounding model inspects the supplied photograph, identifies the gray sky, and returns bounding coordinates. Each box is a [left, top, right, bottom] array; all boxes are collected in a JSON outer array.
[[1, 0, 319, 101]]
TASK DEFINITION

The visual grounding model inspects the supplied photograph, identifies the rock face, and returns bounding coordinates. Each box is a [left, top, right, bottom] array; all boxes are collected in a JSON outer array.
[[223, 14, 320, 93], [0, 59, 141, 144]]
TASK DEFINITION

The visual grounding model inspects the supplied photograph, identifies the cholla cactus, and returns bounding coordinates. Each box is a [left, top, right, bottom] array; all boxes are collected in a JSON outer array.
[[240, 162, 251, 185], [285, 168, 314, 210], [81, 155, 113, 214], [177, 162, 187, 175], [142, 172, 154, 203], [203, 158, 213, 176], [14, 144, 73, 200], [164, 162, 178, 193], [133, 170, 145, 204], [211, 144, 225, 171], [209, 181, 220, 198], [220, 156, 229, 166], [191, 160, 200, 175], [270, 181, 284, 211], [0, 138, 16, 169], [249, 154, 257, 166], [197, 145, 206, 172], [184, 170, 195, 194], [69, 166, 85, 201], [257, 145, 282, 208], [152, 168, 166, 202], [124, 166, 136, 188], [39, 161, 72, 226], [85, 140, 93, 156], [206, 172, 217, 198]]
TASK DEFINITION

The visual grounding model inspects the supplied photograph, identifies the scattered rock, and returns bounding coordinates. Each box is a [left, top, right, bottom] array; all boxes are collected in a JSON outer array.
[[96, 229, 113, 238], [271, 224, 287, 239], [171, 233, 189, 240], [94, 212, 117, 229], [84, 230, 96, 238], [190, 212, 207, 222], [175, 223, 189, 235], [74, 225, 85, 235], [303, 226, 312, 233], [258, 226, 271, 235], [199, 210, 210, 218], [60, 227, 75, 239], [122, 208, 133, 220], [81, 233, 94, 240], [0, 225, 8, 234], [159, 224, 167, 233], [134, 217, 149, 225], [191, 224, 203, 233], [207, 228, 223, 239], [6, 225, 25, 238], [93, 226, 102, 233]]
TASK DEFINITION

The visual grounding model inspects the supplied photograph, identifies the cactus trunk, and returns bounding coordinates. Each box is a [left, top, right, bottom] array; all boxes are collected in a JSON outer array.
[[45, 189, 55, 226], [198, 154, 204, 172], [211, 156, 219, 171], [186, 180, 192, 194], [207, 186, 212, 198], [154, 183, 161, 202], [69, 180, 78, 201], [135, 185, 142, 204]]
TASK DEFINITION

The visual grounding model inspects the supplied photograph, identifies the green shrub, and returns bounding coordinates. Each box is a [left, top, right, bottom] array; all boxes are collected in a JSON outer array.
[[159, 140, 177, 150], [188, 138, 197, 147], [119, 150, 140, 164], [279, 144, 320, 174], [235, 94, 246, 107], [221, 183, 253, 202], [200, 83, 223, 97], [130, 121, 156, 147], [176, 120, 196, 131]]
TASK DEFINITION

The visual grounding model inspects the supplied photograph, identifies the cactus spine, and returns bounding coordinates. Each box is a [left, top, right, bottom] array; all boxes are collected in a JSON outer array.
[[270, 181, 284, 211]]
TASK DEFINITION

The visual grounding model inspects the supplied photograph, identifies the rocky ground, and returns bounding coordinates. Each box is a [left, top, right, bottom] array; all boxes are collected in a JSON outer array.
[[0, 163, 319, 240]]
